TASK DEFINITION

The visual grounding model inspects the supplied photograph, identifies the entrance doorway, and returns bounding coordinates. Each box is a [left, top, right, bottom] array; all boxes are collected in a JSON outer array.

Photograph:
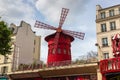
[[106, 73, 120, 80]]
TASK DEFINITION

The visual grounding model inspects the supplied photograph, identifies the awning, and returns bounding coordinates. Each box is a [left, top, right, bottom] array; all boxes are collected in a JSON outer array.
[[8, 63, 98, 79]]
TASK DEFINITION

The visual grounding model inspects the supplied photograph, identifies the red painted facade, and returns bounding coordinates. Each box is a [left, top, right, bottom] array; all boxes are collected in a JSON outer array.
[[100, 57, 120, 74], [100, 34, 120, 80], [45, 32, 74, 66]]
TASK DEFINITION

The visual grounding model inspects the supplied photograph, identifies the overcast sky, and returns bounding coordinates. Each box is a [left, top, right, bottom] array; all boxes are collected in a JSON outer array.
[[0, 0, 120, 63]]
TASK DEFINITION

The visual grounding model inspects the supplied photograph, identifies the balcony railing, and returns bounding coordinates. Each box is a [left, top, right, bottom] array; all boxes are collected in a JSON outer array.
[[100, 57, 120, 74]]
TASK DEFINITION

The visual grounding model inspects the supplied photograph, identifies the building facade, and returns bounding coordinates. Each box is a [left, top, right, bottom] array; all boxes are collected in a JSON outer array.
[[8, 62, 98, 80], [96, 4, 120, 80], [0, 21, 41, 76]]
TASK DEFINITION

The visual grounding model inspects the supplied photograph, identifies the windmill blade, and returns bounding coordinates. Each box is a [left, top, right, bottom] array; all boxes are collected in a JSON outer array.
[[34, 20, 57, 30], [59, 8, 69, 28], [54, 32, 60, 53], [63, 29, 85, 40]]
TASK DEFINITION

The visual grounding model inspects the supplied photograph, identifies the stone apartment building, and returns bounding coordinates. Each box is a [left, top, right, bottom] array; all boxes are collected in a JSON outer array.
[[0, 21, 41, 75], [96, 4, 120, 80]]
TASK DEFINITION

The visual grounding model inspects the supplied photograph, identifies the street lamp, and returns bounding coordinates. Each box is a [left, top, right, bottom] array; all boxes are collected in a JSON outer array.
[[95, 43, 103, 60]]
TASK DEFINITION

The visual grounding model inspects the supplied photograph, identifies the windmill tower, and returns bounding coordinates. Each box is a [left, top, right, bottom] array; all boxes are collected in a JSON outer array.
[[35, 8, 85, 66]]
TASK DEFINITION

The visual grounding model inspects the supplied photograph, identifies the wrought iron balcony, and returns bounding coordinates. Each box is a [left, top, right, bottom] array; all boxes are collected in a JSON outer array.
[[100, 57, 120, 74]]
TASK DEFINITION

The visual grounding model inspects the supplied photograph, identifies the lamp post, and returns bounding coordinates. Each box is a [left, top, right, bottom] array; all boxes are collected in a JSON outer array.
[[95, 43, 103, 61], [95, 43, 106, 80]]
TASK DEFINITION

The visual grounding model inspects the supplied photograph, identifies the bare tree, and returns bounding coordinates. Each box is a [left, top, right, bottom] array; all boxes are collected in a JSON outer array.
[[74, 51, 98, 64], [86, 51, 98, 62]]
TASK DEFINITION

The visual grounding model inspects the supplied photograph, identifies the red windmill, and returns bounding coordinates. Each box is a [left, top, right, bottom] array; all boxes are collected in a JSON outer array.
[[34, 8, 85, 66]]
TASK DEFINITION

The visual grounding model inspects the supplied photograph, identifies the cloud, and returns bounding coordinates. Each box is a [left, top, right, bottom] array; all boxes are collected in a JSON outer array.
[[35, 0, 90, 24], [0, 0, 35, 25]]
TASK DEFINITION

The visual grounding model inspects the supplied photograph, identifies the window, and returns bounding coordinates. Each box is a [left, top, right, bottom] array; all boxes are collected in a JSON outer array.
[[101, 23, 107, 32], [1, 66, 8, 74], [33, 47, 35, 53], [34, 40, 36, 45], [52, 48, 55, 54], [4, 56, 8, 64], [103, 53, 109, 59], [63, 49, 67, 54], [109, 9, 114, 17], [101, 12, 106, 19], [119, 8, 120, 14], [102, 38, 108, 47], [110, 21, 116, 30], [58, 48, 61, 54]]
